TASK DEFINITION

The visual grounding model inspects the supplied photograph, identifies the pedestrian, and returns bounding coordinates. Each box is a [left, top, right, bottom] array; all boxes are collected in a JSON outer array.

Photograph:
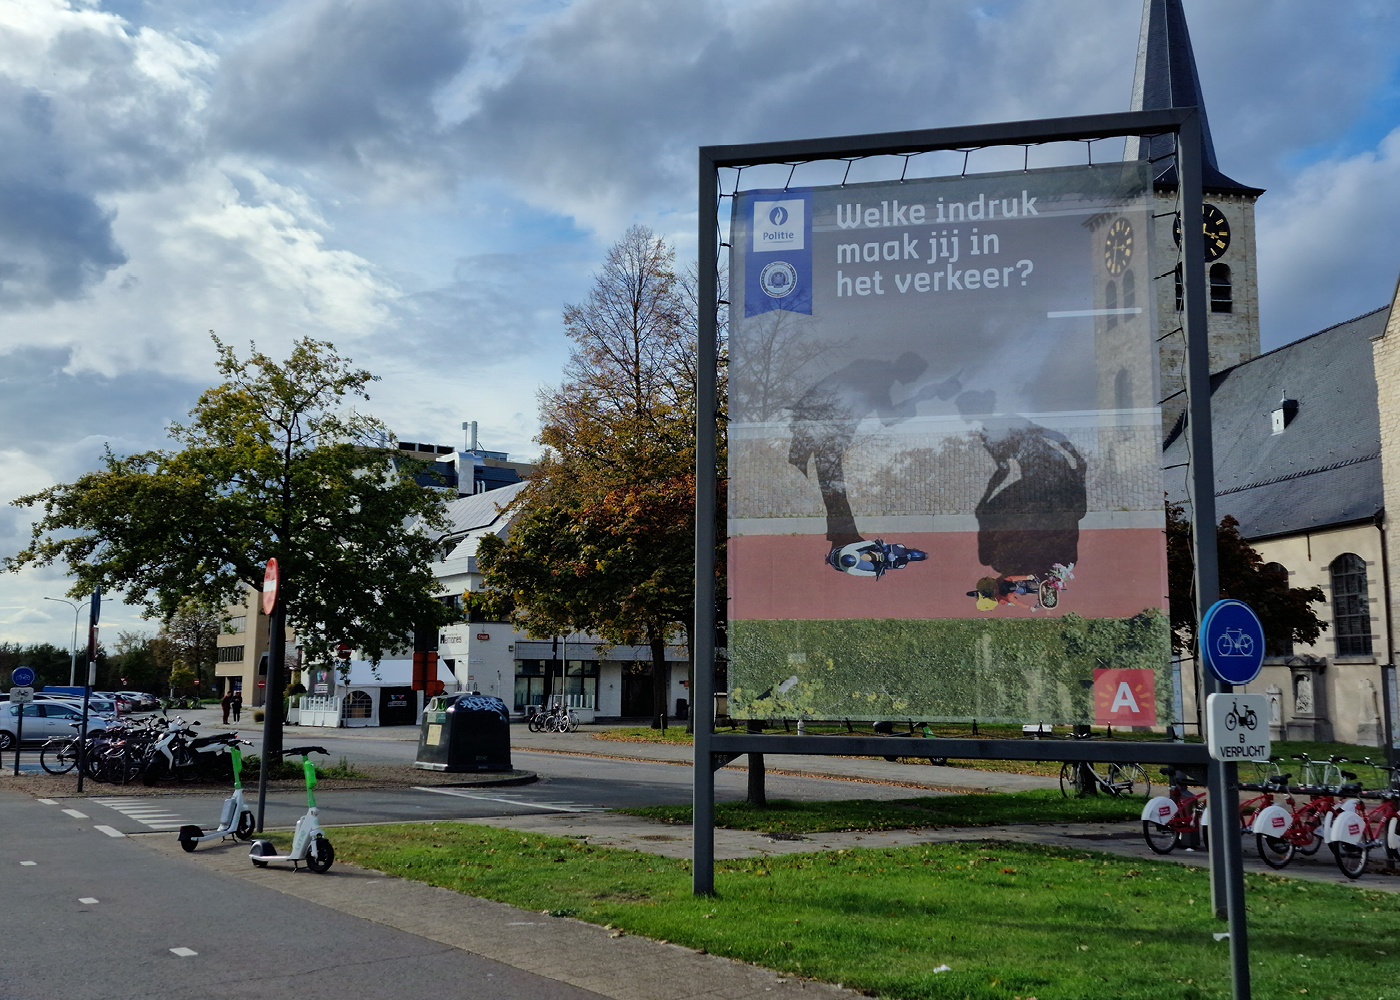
[[231, 690, 243, 722], [221, 690, 232, 724]]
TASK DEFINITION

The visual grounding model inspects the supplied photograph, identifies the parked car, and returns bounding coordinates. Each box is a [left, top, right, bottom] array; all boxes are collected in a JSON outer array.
[[115, 690, 159, 712], [0, 701, 110, 749]]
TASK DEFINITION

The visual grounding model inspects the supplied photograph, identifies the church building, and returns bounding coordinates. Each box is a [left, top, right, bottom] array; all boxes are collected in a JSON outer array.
[[1139, 0, 1399, 745]]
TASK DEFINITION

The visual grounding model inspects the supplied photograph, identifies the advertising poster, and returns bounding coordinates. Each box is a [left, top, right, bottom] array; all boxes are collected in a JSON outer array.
[[727, 161, 1171, 725]]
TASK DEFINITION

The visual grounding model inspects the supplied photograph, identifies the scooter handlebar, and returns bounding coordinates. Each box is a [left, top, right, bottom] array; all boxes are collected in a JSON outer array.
[[279, 745, 330, 757]]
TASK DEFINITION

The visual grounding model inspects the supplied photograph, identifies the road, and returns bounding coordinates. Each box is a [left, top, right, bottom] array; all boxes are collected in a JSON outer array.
[[69, 748, 953, 835], [0, 789, 610, 1000]]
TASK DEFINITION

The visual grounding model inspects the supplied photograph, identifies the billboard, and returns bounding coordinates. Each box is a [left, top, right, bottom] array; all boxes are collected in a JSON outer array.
[[727, 161, 1171, 725]]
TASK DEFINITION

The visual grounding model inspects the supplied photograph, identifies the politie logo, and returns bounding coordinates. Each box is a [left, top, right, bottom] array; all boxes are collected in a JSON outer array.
[[759, 260, 799, 299], [753, 199, 804, 252]]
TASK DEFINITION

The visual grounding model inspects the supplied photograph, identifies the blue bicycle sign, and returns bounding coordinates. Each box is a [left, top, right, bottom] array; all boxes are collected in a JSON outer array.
[[1200, 600, 1265, 685]]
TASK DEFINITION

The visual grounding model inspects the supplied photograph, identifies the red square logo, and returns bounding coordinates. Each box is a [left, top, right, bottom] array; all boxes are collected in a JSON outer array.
[[1093, 668, 1157, 726]]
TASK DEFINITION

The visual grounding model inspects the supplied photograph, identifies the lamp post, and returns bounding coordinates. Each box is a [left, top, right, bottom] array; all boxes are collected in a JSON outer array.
[[43, 597, 83, 687]]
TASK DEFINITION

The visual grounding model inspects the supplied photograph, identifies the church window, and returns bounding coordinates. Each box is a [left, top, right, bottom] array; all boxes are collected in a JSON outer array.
[[1114, 368, 1132, 410], [1330, 553, 1372, 657], [1261, 563, 1293, 656], [1210, 263, 1233, 313], [1105, 280, 1118, 329], [1122, 268, 1136, 312]]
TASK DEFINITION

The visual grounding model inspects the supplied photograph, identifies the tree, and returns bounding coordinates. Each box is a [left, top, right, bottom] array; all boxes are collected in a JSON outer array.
[[1165, 502, 1327, 654], [6, 335, 455, 751], [477, 226, 713, 728], [159, 601, 222, 697]]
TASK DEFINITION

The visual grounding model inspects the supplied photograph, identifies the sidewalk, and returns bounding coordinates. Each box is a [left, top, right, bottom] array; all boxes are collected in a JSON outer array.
[[136, 829, 857, 1000]]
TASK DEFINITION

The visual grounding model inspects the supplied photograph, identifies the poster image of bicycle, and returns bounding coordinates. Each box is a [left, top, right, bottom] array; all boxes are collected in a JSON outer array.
[[727, 162, 1171, 724]]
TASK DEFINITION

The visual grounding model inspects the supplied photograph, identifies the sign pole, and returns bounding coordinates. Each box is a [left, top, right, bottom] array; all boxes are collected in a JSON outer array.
[[75, 589, 100, 794], [255, 560, 281, 833], [1179, 116, 1250, 1000], [691, 142, 719, 897]]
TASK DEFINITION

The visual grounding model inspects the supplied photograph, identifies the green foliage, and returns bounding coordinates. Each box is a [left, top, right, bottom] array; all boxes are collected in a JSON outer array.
[[729, 610, 1172, 724], [6, 336, 455, 667], [324, 821, 1400, 1000], [0, 642, 94, 688], [1166, 503, 1327, 654]]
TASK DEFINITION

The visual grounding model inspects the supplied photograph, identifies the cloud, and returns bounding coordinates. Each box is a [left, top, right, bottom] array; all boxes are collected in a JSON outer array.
[[210, 0, 475, 194], [1257, 125, 1400, 347]]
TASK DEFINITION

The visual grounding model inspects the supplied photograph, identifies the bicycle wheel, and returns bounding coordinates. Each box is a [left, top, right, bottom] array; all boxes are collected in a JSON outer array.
[[40, 742, 78, 775], [567, 713, 579, 733], [1058, 762, 1078, 797], [1105, 763, 1149, 798], [527, 713, 543, 733], [1143, 821, 1177, 854], [1256, 833, 1294, 869], [1295, 818, 1323, 855], [1333, 841, 1368, 879]]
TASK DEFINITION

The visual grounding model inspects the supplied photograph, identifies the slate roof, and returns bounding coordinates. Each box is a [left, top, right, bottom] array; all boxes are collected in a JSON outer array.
[[1124, 0, 1264, 197], [1163, 306, 1390, 540]]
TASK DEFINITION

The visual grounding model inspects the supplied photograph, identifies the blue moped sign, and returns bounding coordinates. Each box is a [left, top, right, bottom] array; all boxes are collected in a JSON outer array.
[[1200, 599, 1265, 685]]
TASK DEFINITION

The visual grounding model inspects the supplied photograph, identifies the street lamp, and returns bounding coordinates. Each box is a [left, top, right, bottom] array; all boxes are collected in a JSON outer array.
[[43, 597, 84, 687]]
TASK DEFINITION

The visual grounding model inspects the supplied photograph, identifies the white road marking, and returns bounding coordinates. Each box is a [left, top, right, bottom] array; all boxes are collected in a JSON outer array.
[[79, 898, 99, 905], [412, 786, 604, 813], [36, 798, 57, 805], [19, 861, 37, 866], [88, 797, 192, 830], [62, 808, 89, 819], [93, 825, 125, 838], [169, 948, 198, 957]]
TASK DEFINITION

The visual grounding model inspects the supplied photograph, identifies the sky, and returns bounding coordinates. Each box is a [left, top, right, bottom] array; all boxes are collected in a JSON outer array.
[[2, 0, 1399, 647]]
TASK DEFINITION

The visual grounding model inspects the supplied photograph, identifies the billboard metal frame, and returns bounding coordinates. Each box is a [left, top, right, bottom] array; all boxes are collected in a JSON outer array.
[[695, 108, 1250, 998]]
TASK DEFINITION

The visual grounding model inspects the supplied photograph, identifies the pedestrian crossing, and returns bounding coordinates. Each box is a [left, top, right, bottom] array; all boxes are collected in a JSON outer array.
[[87, 797, 191, 831]]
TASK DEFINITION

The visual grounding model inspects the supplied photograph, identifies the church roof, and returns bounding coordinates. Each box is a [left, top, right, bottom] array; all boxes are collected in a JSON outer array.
[[1162, 306, 1390, 540], [1124, 0, 1264, 197]]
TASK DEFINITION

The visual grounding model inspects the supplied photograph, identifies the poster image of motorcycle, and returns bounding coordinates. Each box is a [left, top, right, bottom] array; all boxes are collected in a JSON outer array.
[[727, 161, 1172, 724]]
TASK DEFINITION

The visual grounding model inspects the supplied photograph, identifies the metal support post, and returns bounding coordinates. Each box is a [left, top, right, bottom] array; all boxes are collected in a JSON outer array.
[[1179, 113, 1249, 1000], [256, 599, 285, 833], [692, 145, 720, 897]]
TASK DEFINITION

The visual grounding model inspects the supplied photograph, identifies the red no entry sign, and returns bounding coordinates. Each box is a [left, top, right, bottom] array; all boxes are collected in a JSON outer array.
[[262, 558, 279, 616]]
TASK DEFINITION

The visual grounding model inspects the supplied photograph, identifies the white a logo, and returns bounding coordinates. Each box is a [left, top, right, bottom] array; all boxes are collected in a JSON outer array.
[[753, 199, 804, 252]]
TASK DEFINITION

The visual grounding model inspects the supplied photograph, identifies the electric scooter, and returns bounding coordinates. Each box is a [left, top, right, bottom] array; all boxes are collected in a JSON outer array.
[[247, 746, 334, 873], [177, 739, 255, 851]]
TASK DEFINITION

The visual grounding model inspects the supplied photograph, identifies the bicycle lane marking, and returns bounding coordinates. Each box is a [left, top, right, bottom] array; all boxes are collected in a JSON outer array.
[[411, 787, 605, 813]]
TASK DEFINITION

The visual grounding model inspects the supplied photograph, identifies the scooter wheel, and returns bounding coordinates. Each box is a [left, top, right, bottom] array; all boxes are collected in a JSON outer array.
[[235, 811, 256, 842], [305, 835, 334, 874], [249, 839, 275, 868], [178, 825, 202, 853]]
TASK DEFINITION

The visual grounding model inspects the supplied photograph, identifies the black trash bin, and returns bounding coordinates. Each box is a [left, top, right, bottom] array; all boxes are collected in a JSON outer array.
[[414, 694, 513, 772]]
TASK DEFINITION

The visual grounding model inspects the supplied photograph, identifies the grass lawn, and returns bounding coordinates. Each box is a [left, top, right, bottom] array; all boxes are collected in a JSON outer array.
[[618, 790, 1146, 833], [304, 822, 1400, 1000]]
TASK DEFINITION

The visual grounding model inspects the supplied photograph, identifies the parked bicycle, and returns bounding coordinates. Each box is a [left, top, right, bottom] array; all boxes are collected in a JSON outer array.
[[1059, 761, 1151, 799], [1142, 767, 1206, 854], [527, 700, 579, 734]]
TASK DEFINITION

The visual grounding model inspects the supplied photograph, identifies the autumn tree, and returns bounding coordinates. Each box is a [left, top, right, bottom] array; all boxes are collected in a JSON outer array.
[[1165, 502, 1327, 654], [477, 226, 719, 728], [7, 336, 455, 753]]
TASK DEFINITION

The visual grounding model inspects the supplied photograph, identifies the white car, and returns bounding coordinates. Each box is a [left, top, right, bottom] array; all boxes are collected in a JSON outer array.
[[0, 701, 110, 749]]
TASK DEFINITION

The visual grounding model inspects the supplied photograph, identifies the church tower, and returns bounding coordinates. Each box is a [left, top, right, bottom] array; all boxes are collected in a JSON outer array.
[[1126, 0, 1264, 434]]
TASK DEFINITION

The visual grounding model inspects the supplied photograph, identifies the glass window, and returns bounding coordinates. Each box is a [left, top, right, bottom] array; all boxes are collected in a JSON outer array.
[[1330, 553, 1373, 656], [1260, 563, 1293, 657], [1210, 263, 1232, 313], [218, 645, 245, 663], [227, 616, 246, 633]]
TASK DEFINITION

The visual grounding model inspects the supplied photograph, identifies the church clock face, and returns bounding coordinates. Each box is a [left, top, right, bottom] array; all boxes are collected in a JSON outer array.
[[1103, 217, 1133, 276], [1173, 203, 1232, 262]]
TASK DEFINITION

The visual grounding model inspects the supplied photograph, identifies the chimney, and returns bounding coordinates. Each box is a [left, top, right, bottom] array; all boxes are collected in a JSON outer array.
[[462, 421, 479, 453]]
